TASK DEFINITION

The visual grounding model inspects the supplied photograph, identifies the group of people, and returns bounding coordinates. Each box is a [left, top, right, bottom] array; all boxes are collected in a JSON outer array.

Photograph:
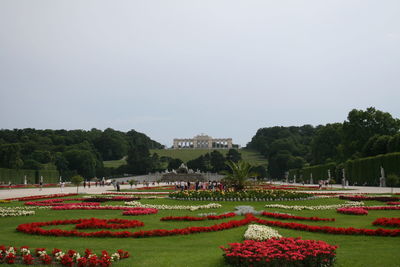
[[174, 180, 226, 191]]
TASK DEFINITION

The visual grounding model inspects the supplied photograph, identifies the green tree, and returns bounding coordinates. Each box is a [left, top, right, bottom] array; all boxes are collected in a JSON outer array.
[[252, 165, 267, 180], [63, 150, 97, 178], [210, 150, 226, 172], [226, 149, 242, 163], [71, 175, 83, 193], [386, 174, 399, 194], [311, 123, 342, 164], [221, 160, 258, 191], [167, 158, 183, 170], [343, 107, 400, 158], [128, 179, 136, 189], [126, 144, 153, 174]]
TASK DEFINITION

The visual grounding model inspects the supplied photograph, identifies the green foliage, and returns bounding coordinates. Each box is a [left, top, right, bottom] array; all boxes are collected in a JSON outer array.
[[221, 160, 258, 191], [342, 107, 400, 158], [170, 189, 312, 200], [226, 149, 242, 163], [167, 158, 183, 170], [63, 149, 98, 178], [126, 144, 153, 175], [0, 128, 162, 179], [386, 174, 399, 187], [70, 175, 83, 193]]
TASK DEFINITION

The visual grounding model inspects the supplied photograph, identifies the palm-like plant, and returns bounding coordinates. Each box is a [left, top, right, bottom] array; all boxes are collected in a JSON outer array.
[[221, 160, 258, 191]]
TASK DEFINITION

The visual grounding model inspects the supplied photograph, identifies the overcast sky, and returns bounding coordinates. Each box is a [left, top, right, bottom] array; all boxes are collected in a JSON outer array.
[[0, 0, 399, 147]]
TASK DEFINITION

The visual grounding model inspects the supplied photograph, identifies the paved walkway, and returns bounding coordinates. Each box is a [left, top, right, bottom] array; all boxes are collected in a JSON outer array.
[[0, 183, 145, 199], [0, 183, 398, 200]]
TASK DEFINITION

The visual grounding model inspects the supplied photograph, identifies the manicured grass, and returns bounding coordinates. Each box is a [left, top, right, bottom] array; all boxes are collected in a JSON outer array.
[[151, 148, 268, 167], [103, 149, 267, 168], [1, 197, 399, 266], [103, 159, 127, 168]]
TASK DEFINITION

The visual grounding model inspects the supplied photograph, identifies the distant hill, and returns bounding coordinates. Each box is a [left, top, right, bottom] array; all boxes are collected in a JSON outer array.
[[150, 148, 268, 167]]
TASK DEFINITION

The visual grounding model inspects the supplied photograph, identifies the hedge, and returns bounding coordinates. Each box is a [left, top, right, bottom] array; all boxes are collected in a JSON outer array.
[[0, 168, 59, 184], [289, 152, 400, 186]]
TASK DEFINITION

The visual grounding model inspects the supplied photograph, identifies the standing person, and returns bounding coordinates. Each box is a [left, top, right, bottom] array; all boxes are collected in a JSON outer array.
[[83, 180, 86, 188], [88, 181, 91, 188], [60, 181, 65, 193], [116, 181, 120, 192]]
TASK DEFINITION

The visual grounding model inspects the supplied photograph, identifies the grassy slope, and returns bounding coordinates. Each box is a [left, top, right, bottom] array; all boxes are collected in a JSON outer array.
[[1, 197, 400, 267], [103, 150, 267, 168], [151, 149, 268, 167]]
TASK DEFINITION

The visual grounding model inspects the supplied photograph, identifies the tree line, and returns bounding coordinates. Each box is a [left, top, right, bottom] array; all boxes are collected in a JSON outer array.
[[247, 107, 400, 179], [0, 128, 163, 179]]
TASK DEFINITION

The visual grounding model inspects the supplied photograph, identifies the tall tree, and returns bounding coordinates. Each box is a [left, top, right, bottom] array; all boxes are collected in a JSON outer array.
[[342, 107, 400, 158]]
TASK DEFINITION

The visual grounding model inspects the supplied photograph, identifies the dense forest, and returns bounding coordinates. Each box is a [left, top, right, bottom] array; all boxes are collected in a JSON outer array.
[[247, 107, 400, 179], [0, 128, 163, 180]]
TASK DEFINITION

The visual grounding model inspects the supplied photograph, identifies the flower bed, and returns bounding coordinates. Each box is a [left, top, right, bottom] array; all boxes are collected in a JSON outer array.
[[337, 207, 368, 215], [122, 208, 158, 216], [264, 201, 363, 210], [160, 213, 236, 221], [16, 218, 145, 238], [252, 214, 400, 236], [82, 196, 141, 202], [261, 211, 335, 221], [339, 195, 400, 202], [0, 208, 35, 217], [372, 217, 400, 227], [221, 237, 337, 267], [102, 192, 169, 195], [16, 216, 254, 238], [0, 245, 129, 266], [74, 218, 144, 229], [243, 224, 281, 241], [124, 201, 222, 211], [169, 190, 313, 201], [386, 202, 400, 205], [5, 193, 78, 202]]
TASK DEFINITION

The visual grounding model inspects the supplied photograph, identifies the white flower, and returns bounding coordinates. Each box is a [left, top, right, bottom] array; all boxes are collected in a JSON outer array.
[[111, 253, 120, 261], [72, 253, 81, 262], [244, 224, 282, 241], [21, 248, 31, 256], [0, 208, 35, 217], [264, 201, 364, 210], [124, 201, 222, 211]]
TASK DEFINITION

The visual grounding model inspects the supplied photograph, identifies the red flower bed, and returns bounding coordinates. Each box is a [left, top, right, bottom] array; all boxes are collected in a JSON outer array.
[[16, 218, 145, 238], [160, 213, 236, 221], [75, 218, 144, 229], [16, 215, 254, 238], [386, 202, 400, 205], [372, 217, 400, 227], [0, 245, 129, 266], [252, 215, 400, 236], [339, 195, 400, 202], [337, 207, 368, 215], [364, 206, 400, 210], [122, 208, 158, 216], [6, 193, 78, 201], [101, 192, 169, 195], [25, 199, 99, 207], [261, 211, 335, 221], [221, 237, 337, 267], [82, 196, 140, 202]]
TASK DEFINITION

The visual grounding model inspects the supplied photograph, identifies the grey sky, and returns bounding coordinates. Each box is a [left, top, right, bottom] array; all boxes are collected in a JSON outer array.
[[1, 0, 399, 147]]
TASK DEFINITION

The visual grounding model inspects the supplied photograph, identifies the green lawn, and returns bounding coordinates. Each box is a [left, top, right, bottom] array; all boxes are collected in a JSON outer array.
[[103, 149, 267, 169], [1, 196, 399, 266], [103, 159, 127, 168], [151, 148, 268, 167]]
